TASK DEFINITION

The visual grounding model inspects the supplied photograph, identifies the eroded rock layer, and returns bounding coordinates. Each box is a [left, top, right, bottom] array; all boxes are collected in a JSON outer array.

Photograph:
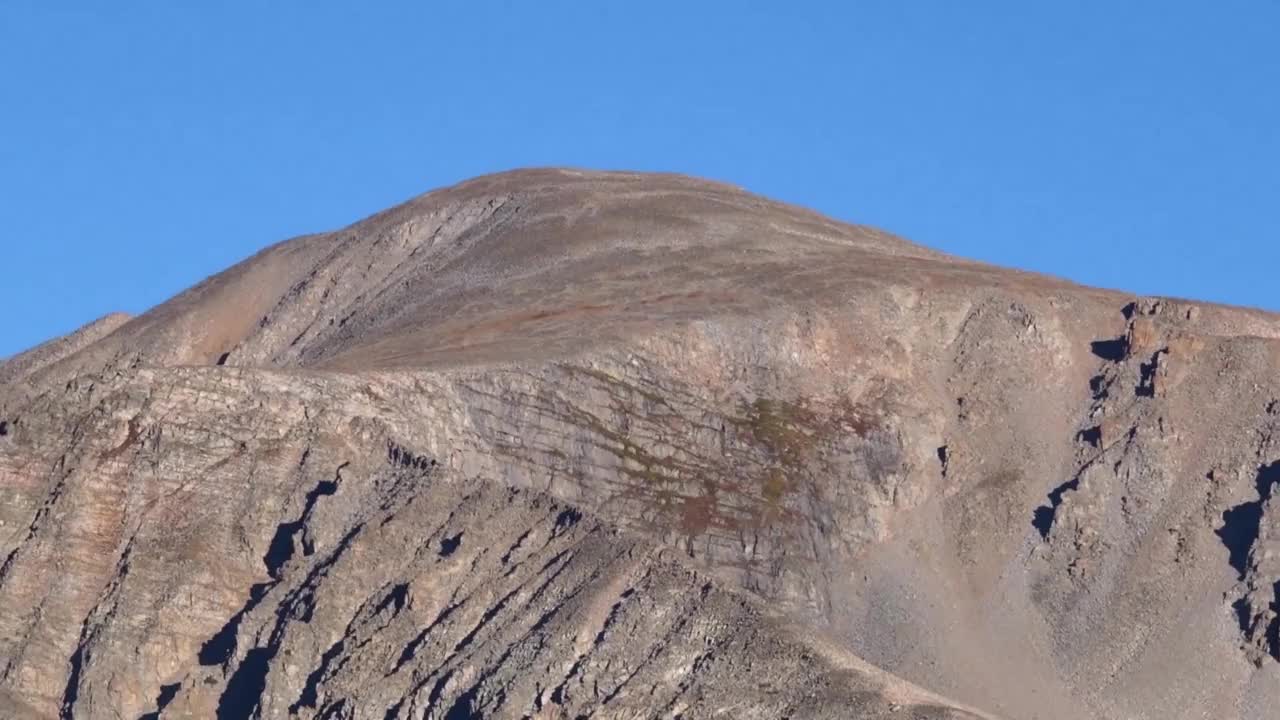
[[3, 169, 1280, 719]]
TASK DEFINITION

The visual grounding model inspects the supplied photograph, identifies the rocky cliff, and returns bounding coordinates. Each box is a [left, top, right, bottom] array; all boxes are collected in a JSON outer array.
[[3, 169, 1279, 719]]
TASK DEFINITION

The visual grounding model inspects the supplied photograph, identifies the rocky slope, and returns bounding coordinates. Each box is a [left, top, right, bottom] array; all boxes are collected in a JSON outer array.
[[3, 169, 1280, 719]]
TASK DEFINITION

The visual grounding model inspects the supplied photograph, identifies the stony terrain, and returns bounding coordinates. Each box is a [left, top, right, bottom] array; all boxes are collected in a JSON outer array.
[[3, 168, 1280, 718]]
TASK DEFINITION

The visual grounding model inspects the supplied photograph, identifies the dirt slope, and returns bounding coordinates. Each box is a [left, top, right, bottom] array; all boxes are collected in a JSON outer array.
[[3, 168, 1280, 719]]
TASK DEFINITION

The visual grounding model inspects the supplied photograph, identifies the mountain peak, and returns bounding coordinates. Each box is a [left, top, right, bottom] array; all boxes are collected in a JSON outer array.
[[4, 172, 1280, 719]]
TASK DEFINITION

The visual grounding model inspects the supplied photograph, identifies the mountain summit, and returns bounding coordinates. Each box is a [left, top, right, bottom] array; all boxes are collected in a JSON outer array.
[[3, 169, 1279, 719]]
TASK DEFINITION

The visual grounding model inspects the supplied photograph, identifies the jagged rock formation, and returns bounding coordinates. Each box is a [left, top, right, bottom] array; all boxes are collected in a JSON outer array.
[[3, 169, 1280, 718]]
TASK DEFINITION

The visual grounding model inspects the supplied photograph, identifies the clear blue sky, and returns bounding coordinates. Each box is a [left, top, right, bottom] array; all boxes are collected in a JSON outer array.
[[2, 2, 1277, 358]]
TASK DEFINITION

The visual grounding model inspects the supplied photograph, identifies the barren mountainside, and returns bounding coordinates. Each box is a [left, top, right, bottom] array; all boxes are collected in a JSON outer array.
[[3, 169, 1280, 719]]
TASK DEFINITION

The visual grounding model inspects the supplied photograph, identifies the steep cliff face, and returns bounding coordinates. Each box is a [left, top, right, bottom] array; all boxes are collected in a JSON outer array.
[[3, 169, 1280, 719]]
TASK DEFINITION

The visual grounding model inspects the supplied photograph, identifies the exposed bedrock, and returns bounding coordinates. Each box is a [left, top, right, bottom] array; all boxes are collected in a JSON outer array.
[[5, 170, 1280, 718]]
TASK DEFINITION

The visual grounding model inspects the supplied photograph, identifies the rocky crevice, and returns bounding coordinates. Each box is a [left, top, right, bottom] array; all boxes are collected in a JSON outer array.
[[1219, 459, 1280, 664]]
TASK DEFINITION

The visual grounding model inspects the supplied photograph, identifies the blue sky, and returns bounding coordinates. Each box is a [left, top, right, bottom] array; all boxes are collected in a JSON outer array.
[[2, 2, 1277, 358]]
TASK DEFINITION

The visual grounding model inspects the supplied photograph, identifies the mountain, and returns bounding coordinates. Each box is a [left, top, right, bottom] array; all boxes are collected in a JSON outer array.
[[2, 169, 1278, 719]]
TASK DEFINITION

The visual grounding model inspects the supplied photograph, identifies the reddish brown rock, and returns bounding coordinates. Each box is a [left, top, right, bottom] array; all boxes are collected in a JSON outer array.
[[3, 169, 1280, 719]]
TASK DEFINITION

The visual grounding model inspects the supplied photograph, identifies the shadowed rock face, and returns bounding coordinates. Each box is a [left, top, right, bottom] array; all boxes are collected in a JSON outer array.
[[3, 169, 1280, 719]]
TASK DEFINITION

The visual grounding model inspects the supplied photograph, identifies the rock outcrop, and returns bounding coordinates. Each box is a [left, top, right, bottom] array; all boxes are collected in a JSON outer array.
[[3, 169, 1280, 718]]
